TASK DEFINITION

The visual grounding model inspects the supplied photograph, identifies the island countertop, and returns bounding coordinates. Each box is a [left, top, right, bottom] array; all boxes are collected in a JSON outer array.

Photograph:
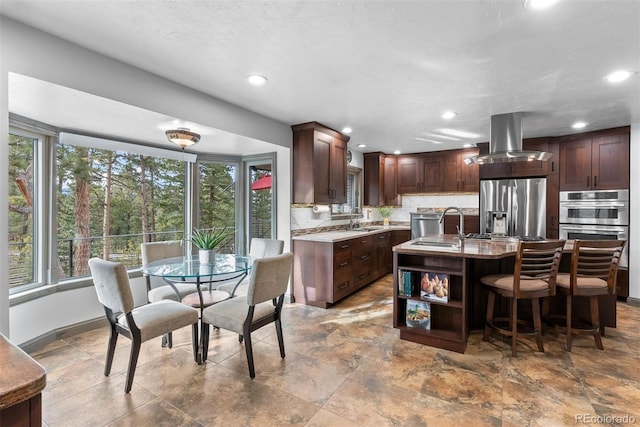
[[292, 225, 410, 243], [393, 234, 569, 259], [0, 333, 46, 410]]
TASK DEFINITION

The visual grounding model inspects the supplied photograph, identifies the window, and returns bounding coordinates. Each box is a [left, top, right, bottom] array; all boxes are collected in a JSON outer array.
[[247, 157, 275, 242], [55, 140, 187, 279], [8, 130, 39, 289], [198, 161, 238, 253]]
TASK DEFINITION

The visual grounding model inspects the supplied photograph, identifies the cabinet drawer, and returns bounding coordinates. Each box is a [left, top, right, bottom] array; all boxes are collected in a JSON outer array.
[[333, 276, 354, 301], [334, 240, 353, 253], [373, 232, 390, 245], [353, 269, 372, 288], [334, 250, 351, 271], [352, 236, 372, 257]]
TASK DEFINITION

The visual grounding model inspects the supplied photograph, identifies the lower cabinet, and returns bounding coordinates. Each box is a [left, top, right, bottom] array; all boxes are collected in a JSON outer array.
[[393, 251, 471, 353], [293, 229, 411, 308]]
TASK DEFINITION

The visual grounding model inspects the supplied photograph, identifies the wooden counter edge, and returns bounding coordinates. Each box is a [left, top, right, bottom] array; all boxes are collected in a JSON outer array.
[[0, 333, 47, 410]]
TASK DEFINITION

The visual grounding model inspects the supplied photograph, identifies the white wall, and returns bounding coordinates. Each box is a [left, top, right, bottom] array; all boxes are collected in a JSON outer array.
[[629, 122, 639, 301], [1, 17, 293, 344]]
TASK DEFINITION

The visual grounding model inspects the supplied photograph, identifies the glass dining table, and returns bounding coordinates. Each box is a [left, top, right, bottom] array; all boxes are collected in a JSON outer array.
[[142, 254, 253, 363]]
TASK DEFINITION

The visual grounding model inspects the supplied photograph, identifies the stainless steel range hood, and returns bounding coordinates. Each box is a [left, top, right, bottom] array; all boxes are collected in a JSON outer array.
[[464, 112, 553, 165]]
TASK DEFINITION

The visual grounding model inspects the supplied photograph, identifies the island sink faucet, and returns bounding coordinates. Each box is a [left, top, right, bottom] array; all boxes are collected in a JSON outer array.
[[438, 207, 465, 247]]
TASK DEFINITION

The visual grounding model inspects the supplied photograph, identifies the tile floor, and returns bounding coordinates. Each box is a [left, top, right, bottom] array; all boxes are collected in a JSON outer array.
[[31, 275, 640, 426]]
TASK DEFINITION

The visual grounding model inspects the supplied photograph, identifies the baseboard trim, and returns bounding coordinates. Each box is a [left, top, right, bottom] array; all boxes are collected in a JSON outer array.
[[626, 297, 640, 307], [20, 317, 107, 354]]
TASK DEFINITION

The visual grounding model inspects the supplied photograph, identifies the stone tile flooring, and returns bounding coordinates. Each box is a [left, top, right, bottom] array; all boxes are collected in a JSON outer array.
[[31, 275, 640, 426]]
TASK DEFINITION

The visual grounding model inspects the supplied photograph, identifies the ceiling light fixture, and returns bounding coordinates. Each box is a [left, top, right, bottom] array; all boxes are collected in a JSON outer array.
[[463, 143, 474, 148], [604, 70, 633, 83], [393, 150, 401, 155], [572, 121, 588, 129], [357, 143, 367, 148], [441, 111, 457, 119], [342, 127, 352, 134], [524, 0, 559, 10], [166, 128, 201, 149], [246, 74, 268, 86]]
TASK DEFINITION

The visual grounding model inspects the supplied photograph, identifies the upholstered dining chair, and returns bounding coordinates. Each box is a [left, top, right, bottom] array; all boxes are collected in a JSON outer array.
[[481, 240, 565, 357], [216, 238, 285, 297], [141, 240, 198, 303], [555, 239, 625, 351], [88, 258, 199, 393], [201, 252, 293, 378]]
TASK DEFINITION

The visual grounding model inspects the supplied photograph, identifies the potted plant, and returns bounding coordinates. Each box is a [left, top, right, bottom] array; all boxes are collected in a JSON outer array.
[[190, 226, 231, 264], [377, 206, 393, 228]]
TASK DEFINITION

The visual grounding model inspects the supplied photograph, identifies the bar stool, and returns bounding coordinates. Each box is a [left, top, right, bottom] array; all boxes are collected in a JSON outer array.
[[555, 239, 625, 351], [482, 240, 565, 357]]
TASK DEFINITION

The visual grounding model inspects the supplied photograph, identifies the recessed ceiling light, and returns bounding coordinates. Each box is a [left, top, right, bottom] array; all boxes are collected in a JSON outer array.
[[438, 129, 481, 139], [572, 121, 588, 129], [246, 74, 268, 86], [463, 143, 473, 148], [342, 127, 352, 134], [441, 111, 457, 119], [604, 70, 633, 83], [357, 143, 367, 148], [393, 150, 402, 155], [524, 0, 559, 10]]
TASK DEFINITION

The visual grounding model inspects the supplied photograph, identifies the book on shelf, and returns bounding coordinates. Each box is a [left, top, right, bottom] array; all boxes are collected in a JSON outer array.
[[406, 300, 431, 330], [420, 272, 449, 303]]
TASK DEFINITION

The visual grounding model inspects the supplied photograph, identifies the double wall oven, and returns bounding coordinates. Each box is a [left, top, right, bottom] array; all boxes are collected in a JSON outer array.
[[559, 189, 629, 267]]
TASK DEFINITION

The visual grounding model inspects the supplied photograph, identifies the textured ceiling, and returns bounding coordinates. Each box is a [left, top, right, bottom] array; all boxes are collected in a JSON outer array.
[[3, 0, 640, 155]]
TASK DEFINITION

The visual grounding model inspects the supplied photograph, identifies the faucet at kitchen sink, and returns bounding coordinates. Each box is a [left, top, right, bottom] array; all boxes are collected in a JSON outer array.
[[438, 207, 465, 247]]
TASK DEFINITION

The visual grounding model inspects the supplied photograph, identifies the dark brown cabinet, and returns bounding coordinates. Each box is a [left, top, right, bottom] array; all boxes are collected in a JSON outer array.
[[293, 229, 410, 308], [363, 152, 399, 206], [443, 215, 479, 235], [397, 149, 478, 195], [559, 132, 629, 191], [292, 122, 350, 204]]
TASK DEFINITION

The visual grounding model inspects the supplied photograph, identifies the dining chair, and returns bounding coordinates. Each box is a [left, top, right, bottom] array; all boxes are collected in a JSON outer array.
[[481, 240, 565, 357], [216, 238, 284, 297], [555, 239, 625, 351], [141, 240, 198, 303], [88, 258, 199, 393], [201, 252, 293, 378]]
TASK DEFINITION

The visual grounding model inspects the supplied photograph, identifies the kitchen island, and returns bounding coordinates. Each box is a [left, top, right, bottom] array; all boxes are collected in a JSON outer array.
[[393, 235, 616, 353]]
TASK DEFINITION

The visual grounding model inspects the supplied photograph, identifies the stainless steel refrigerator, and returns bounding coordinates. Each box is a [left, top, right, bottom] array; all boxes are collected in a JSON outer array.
[[480, 178, 547, 238]]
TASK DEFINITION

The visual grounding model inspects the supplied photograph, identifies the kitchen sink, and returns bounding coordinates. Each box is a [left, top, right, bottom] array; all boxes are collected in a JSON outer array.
[[350, 227, 377, 232]]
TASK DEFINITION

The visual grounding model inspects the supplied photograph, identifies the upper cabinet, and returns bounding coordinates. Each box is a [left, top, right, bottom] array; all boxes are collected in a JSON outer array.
[[292, 122, 350, 204], [364, 152, 399, 206], [558, 130, 629, 191], [397, 148, 478, 195]]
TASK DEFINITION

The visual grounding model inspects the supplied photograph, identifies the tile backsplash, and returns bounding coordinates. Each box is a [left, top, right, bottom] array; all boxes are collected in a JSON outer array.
[[290, 194, 479, 232]]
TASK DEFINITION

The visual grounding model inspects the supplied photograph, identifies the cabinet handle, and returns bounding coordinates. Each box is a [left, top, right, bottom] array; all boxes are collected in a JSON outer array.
[[340, 244, 349, 249], [360, 255, 369, 260], [338, 282, 349, 290], [358, 274, 366, 280], [551, 161, 555, 172], [594, 176, 597, 187], [551, 215, 555, 227], [378, 235, 386, 240], [339, 262, 349, 267], [461, 180, 465, 189]]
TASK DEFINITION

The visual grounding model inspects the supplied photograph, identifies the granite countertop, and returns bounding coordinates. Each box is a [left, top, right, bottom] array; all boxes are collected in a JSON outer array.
[[292, 225, 410, 243], [393, 234, 571, 259], [0, 333, 46, 409]]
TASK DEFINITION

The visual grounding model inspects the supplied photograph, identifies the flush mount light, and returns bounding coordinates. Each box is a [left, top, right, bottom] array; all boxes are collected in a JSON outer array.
[[524, 0, 559, 10], [572, 122, 588, 129], [342, 127, 352, 134], [166, 128, 201, 149], [393, 150, 401, 155], [246, 74, 268, 86], [357, 143, 367, 148], [604, 70, 633, 83], [441, 111, 457, 119], [463, 143, 474, 148]]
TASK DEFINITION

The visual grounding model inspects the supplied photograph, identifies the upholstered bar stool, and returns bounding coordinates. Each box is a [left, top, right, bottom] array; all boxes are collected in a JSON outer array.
[[482, 240, 565, 357], [555, 239, 625, 351]]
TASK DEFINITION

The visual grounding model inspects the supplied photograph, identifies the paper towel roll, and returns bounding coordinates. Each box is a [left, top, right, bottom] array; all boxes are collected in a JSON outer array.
[[312, 205, 330, 213]]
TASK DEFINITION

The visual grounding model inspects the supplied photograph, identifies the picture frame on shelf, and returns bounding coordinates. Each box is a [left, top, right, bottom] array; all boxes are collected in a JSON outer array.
[[406, 300, 431, 330], [420, 272, 449, 303]]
